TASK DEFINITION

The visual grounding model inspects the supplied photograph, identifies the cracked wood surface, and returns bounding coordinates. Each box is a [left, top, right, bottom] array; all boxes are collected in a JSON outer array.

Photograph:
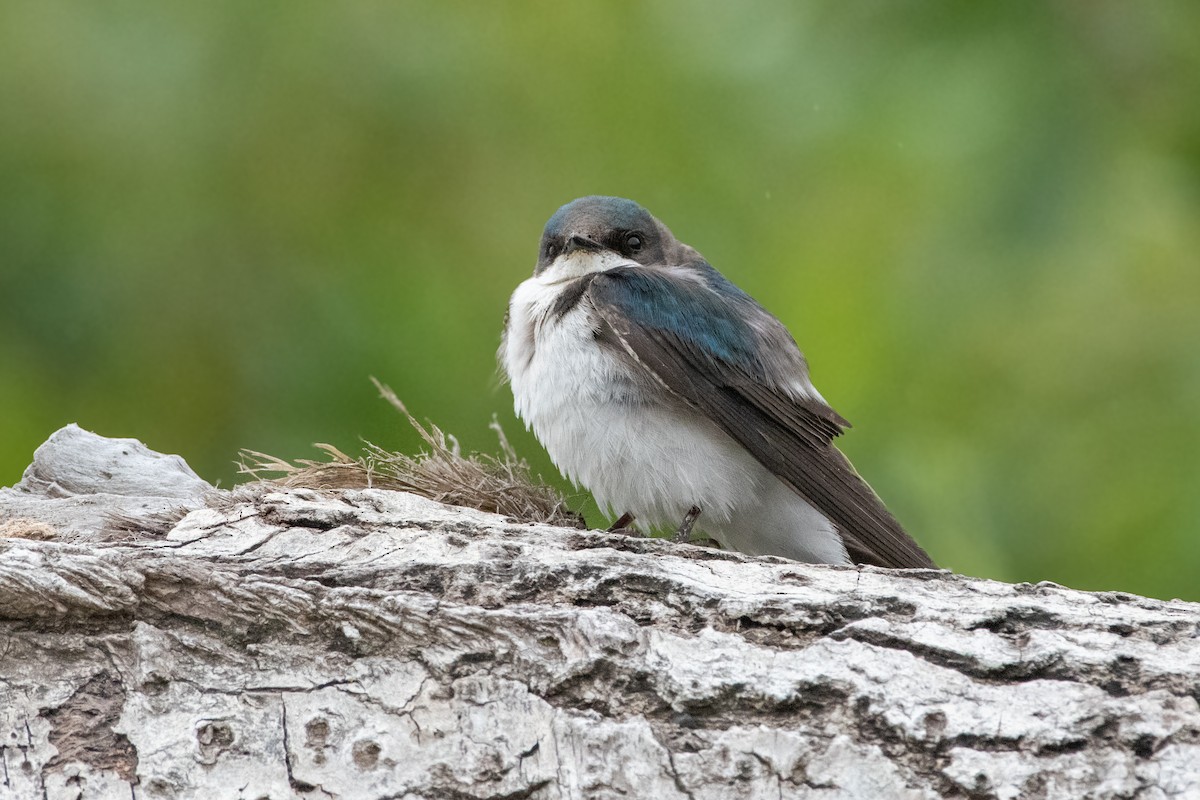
[[1, 424, 1199, 800]]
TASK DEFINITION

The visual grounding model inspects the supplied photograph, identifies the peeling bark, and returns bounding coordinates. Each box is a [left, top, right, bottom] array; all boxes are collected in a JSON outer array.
[[41, 672, 139, 784], [1, 424, 1198, 800]]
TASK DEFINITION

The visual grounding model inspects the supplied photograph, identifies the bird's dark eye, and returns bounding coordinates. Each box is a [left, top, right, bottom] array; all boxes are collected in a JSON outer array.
[[544, 242, 557, 258], [625, 233, 643, 253]]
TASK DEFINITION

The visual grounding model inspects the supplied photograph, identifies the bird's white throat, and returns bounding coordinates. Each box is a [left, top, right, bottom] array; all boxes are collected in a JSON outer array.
[[537, 250, 637, 285]]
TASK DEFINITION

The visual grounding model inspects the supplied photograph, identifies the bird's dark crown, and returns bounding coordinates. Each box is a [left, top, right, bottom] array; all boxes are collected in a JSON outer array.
[[543, 196, 653, 240]]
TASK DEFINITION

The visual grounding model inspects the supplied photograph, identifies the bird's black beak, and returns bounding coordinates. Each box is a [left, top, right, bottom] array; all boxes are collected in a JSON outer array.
[[563, 234, 603, 256]]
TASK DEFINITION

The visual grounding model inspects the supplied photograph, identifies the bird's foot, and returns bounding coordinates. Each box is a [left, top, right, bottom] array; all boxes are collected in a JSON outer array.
[[672, 505, 702, 543], [607, 512, 642, 537]]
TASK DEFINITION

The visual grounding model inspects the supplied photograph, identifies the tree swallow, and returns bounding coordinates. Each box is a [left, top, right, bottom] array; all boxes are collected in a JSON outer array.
[[500, 196, 934, 569]]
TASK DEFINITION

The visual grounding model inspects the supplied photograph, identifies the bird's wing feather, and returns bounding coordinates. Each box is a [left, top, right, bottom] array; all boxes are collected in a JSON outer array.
[[586, 267, 935, 569]]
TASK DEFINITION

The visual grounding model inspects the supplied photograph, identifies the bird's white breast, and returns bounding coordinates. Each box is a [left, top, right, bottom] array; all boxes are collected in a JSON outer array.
[[504, 270, 750, 523]]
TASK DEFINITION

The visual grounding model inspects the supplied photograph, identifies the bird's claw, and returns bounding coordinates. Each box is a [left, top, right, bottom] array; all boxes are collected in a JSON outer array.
[[672, 505, 702, 543], [607, 511, 642, 536]]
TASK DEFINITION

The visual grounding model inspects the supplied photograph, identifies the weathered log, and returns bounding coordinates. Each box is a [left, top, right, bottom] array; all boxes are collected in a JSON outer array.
[[1, 425, 1197, 799]]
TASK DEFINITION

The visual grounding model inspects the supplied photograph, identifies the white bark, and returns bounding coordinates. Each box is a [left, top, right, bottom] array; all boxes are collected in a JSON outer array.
[[1, 424, 1198, 800]]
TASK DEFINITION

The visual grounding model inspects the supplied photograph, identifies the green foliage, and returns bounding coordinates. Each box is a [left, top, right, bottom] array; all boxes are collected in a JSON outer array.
[[2, 2, 1197, 598]]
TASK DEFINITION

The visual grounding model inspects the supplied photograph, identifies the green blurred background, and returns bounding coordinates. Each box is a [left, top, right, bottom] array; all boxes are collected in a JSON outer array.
[[2, 2, 1197, 599]]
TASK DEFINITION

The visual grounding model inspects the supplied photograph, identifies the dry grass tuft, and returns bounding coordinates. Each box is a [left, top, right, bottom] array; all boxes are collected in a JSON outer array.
[[238, 378, 585, 529], [104, 507, 194, 540], [0, 518, 59, 540]]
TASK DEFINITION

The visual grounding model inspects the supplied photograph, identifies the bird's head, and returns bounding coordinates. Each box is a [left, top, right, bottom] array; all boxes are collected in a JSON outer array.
[[533, 196, 699, 282]]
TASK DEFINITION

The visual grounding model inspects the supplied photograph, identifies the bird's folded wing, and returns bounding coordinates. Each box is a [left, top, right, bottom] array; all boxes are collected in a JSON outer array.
[[587, 269, 935, 569]]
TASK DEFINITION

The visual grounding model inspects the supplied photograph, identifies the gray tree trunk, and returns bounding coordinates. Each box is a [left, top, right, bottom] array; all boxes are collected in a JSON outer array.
[[1, 425, 1197, 800]]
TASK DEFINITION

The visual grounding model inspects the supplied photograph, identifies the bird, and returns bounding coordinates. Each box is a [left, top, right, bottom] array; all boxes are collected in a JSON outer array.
[[499, 196, 934, 569]]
